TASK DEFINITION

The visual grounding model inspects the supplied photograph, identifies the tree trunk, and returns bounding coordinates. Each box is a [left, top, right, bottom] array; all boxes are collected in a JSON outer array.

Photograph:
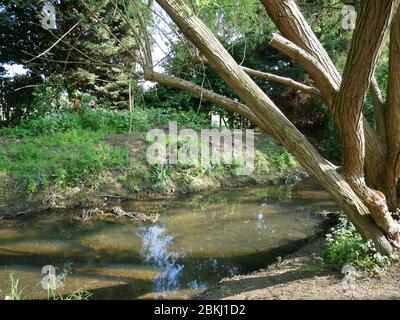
[[156, 0, 394, 255], [386, 9, 400, 210], [262, 0, 389, 192]]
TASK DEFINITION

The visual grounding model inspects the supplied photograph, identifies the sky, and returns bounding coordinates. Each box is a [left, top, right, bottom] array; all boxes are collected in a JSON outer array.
[[2, 64, 28, 77]]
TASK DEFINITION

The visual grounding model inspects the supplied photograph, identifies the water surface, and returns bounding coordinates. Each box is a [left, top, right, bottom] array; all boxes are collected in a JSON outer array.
[[0, 179, 337, 299]]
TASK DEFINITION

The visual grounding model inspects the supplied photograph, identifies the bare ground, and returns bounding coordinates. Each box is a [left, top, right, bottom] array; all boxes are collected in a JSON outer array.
[[203, 238, 400, 300]]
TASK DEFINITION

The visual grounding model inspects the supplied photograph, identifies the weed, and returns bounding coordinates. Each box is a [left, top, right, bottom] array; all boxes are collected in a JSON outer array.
[[325, 215, 393, 272]]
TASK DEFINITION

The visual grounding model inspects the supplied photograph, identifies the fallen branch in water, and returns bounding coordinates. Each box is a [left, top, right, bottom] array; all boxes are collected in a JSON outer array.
[[80, 205, 159, 223]]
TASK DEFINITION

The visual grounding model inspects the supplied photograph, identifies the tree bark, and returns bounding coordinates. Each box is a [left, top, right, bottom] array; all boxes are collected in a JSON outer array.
[[263, 0, 388, 191], [260, 0, 341, 85], [334, 0, 398, 179], [386, 8, 400, 210], [329, 0, 400, 239], [156, 0, 393, 255]]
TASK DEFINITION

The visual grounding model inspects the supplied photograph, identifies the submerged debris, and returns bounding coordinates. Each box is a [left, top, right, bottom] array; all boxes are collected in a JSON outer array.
[[80, 205, 158, 223]]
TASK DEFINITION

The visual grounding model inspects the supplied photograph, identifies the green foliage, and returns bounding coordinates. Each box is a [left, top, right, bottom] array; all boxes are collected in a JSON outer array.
[[1, 106, 212, 139], [271, 151, 295, 173], [193, 0, 271, 40], [0, 73, 45, 127], [259, 139, 296, 172], [149, 164, 172, 190], [2, 112, 81, 138], [325, 215, 392, 272], [0, 106, 213, 195], [59, 290, 92, 301], [4, 273, 91, 300], [0, 129, 126, 193], [148, 108, 210, 129], [0, 0, 140, 112], [320, 118, 342, 165]]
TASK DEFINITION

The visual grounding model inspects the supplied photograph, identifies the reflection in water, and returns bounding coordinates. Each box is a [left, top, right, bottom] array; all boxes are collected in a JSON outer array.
[[0, 179, 337, 299], [140, 225, 183, 295]]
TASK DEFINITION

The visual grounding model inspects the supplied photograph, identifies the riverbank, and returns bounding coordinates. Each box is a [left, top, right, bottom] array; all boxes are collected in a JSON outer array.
[[202, 236, 400, 300], [0, 112, 305, 217]]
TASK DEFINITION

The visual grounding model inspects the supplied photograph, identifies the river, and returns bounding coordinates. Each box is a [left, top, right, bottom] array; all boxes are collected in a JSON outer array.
[[0, 179, 337, 299]]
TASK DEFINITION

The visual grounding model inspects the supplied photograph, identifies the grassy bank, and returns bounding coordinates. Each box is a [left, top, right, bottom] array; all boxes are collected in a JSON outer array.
[[0, 108, 304, 217]]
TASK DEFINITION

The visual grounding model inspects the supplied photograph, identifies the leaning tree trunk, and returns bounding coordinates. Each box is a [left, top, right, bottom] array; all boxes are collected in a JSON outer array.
[[155, 0, 397, 255]]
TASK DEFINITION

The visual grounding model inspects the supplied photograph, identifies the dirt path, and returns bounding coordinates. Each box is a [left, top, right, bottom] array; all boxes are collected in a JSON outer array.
[[203, 238, 400, 300]]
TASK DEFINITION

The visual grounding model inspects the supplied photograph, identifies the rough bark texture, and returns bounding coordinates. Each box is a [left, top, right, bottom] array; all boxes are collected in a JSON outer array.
[[334, 0, 398, 179], [240, 66, 321, 97], [386, 9, 400, 211], [260, 0, 341, 85], [331, 0, 400, 239], [155, 0, 394, 255], [263, 0, 387, 191], [370, 76, 387, 146]]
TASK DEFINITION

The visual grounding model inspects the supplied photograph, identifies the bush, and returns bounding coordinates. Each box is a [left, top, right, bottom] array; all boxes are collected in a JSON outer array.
[[1, 112, 81, 138], [148, 107, 210, 129], [1, 107, 211, 139], [325, 215, 392, 272]]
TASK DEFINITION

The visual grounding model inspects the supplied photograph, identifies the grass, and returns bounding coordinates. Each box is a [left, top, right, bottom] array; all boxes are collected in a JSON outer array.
[[4, 264, 92, 301], [0, 108, 213, 195], [0, 129, 127, 194], [59, 290, 93, 300], [3, 273, 92, 300], [6, 274, 24, 300]]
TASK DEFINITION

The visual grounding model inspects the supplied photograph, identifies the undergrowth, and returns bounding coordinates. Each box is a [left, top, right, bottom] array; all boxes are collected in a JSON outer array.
[[325, 215, 394, 272]]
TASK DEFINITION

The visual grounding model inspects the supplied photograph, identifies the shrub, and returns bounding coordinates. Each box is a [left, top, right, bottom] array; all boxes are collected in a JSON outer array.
[[325, 215, 393, 272], [1, 107, 211, 139]]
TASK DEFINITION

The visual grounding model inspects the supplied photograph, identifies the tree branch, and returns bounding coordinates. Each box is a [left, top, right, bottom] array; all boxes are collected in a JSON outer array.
[[192, 55, 321, 96], [270, 33, 386, 191], [270, 33, 338, 105], [241, 66, 321, 96], [144, 71, 265, 129], [260, 0, 341, 85], [333, 0, 399, 179]]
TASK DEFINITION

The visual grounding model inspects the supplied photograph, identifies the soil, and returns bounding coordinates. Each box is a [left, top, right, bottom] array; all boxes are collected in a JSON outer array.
[[202, 237, 400, 300]]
